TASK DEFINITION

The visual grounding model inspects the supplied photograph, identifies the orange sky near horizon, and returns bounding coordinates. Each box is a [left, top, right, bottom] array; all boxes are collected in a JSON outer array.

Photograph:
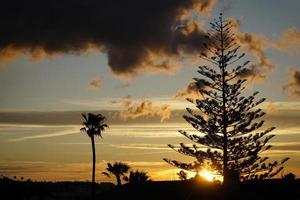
[[1, 109, 299, 183]]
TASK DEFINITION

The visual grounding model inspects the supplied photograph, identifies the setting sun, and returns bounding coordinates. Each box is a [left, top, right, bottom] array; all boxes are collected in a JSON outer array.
[[199, 170, 215, 182]]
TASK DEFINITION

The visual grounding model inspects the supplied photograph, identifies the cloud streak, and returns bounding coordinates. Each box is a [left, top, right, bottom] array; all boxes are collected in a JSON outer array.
[[0, 160, 172, 181], [8, 128, 79, 142]]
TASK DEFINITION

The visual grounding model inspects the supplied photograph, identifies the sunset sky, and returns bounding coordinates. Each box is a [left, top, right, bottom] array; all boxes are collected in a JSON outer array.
[[0, 0, 300, 183]]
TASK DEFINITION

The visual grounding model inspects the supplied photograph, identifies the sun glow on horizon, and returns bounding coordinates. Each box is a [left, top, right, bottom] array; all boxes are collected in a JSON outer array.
[[185, 168, 221, 182], [199, 169, 216, 182]]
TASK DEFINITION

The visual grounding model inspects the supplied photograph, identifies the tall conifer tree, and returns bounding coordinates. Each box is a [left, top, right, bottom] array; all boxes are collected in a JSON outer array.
[[164, 14, 289, 184]]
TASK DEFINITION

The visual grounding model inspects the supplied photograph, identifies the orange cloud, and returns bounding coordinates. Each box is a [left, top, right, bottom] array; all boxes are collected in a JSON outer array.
[[175, 82, 201, 99], [112, 96, 171, 122], [280, 68, 300, 98], [224, 18, 274, 80], [275, 27, 300, 55], [237, 32, 274, 79]]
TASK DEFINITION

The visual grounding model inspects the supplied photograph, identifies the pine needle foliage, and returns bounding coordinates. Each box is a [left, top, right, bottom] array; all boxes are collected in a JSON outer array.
[[164, 13, 289, 184]]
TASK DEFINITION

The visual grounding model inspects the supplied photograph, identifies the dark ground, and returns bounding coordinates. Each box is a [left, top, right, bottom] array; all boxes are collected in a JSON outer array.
[[1, 177, 299, 200], [100, 179, 300, 200]]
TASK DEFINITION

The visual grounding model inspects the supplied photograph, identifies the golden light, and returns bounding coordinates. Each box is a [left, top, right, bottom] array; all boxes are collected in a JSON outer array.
[[199, 169, 215, 182]]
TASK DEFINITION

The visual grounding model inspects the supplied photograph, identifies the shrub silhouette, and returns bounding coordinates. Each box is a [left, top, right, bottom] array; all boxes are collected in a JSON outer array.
[[125, 170, 151, 184], [282, 172, 296, 181]]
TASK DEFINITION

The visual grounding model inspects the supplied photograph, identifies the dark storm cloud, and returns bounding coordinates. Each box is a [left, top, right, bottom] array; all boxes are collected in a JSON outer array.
[[0, 0, 217, 78]]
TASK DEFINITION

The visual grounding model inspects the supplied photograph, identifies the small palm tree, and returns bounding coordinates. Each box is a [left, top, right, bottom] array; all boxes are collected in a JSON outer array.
[[125, 170, 151, 184], [81, 113, 108, 198], [102, 162, 130, 186], [282, 172, 296, 181]]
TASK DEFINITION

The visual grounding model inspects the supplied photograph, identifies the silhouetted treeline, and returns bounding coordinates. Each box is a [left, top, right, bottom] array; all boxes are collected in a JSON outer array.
[[2, 176, 299, 200], [0, 176, 113, 200]]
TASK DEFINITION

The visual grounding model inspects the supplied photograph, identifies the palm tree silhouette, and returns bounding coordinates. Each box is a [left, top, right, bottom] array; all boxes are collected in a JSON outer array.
[[125, 170, 151, 184], [102, 162, 130, 186], [80, 113, 108, 198]]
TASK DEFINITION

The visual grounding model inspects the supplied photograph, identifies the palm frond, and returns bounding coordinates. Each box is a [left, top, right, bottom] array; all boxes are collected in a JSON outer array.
[[102, 172, 110, 178]]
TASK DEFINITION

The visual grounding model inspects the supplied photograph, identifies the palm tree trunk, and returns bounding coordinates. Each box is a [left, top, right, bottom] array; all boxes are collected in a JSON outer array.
[[116, 175, 121, 186], [91, 135, 96, 199]]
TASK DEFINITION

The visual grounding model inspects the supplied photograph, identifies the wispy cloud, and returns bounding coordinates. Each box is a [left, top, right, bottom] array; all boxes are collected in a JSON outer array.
[[57, 142, 170, 151], [88, 76, 103, 90], [175, 82, 202, 99], [270, 142, 300, 153], [274, 27, 300, 55], [259, 101, 300, 110], [8, 128, 80, 142], [111, 96, 171, 122], [0, 160, 96, 181], [226, 18, 275, 80], [115, 82, 130, 89], [229, 20, 300, 82], [274, 127, 300, 136], [280, 68, 300, 98], [0, 160, 171, 181], [262, 150, 300, 157], [109, 143, 170, 150], [58, 97, 186, 111], [271, 142, 300, 146]]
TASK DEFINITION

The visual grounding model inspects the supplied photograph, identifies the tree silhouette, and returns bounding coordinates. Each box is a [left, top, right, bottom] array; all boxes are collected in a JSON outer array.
[[164, 13, 289, 185], [102, 162, 130, 186], [80, 113, 108, 198], [124, 170, 151, 184], [282, 172, 296, 181]]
